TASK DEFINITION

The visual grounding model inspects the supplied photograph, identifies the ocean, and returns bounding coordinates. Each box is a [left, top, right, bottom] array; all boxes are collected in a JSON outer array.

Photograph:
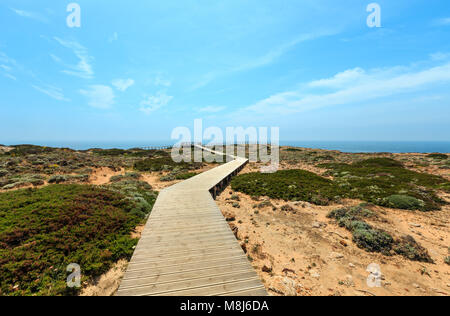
[[0, 140, 450, 153], [2, 140, 450, 153], [279, 141, 450, 154]]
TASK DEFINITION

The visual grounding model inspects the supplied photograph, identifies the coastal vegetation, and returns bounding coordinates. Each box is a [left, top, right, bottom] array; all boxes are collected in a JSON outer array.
[[232, 158, 449, 211], [0, 183, 156, 296], [327, 205, 433, 262]]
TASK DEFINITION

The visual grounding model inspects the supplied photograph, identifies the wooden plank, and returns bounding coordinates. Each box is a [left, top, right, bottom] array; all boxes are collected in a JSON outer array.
[[117, 146, 265, 296]]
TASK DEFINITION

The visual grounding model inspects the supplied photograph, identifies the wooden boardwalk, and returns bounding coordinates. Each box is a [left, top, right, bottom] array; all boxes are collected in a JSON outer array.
[[116, 147, 266, 296]]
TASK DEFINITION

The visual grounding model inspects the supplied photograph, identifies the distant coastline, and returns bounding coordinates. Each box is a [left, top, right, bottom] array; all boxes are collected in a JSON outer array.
[[1, 140, 450, 154]]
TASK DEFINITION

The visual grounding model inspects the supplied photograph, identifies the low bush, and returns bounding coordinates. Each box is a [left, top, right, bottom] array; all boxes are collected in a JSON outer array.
[[328, 206, 432, 261], [48, 175, 68, 184], [175, 172, 198, 180], [134, 157, 202, 172], [352, 226, 394, 255], [394, 236, 433, 263], [1, 174, 46, 189], [5, 145, 59, 156], [385, 195, 425, 211], [445, 257, 450, 265], [48, 174, 90, 184], [427, 153, 448, 160], [110, 172, 141, 183]]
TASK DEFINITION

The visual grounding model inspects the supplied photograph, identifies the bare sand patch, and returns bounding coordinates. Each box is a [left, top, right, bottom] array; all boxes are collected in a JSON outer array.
[[89, 167, 125, 185], [80, 259, 128, 296], [217, 170, 450, 296]]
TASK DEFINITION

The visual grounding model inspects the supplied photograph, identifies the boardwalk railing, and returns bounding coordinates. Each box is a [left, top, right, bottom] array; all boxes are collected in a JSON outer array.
[[116, 146, 266, 296]]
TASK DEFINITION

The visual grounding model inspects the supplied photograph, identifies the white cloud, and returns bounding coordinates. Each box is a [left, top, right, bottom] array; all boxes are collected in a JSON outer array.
[[308, 68, 366, 88], [32, 84, 69, 101], [434, 17, 450, 26], [10, 8, 48, 23], [108, 32, 118, 43], [0, 51, 17, 67], [140, 92, 173, 114], [198, 106, 226, 113], [112, 78, 135, 91], [53, 38, 94, 79], [430, 52, 450, 61], [80, 85, 115, 109], [155, 76, 172, 87], [0, 64, 12, 72], [0, 52, 18, 80], [239, 60, 450, 117], [3, 73, 17, 81]]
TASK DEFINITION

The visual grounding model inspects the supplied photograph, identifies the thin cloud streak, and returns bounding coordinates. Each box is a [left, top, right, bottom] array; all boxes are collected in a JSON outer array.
[[32, 84, 70, 101], [53, 38, 94, 79], [191, 30, 338, 90], [10, 8, 48, 23]]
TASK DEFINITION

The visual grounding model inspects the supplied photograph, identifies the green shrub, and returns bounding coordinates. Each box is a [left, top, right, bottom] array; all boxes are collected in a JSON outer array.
[[385, 195, 425, 211], [5, 145, 58, 156], [0, 169, 8, 177], [353, 158, 404, 168], [110, 172, 141, 183], [0, 184, 156, 296], [134, 157, 201, 172], [4, 174, 46, 188], [231, 169, 342, 205], [48, 174, 89, 184], [48, 175, 68, 184], [328, 206, 432, 261], [352, 226, 393, 255], [175, 172, 198, 180], [393, 236, 433, 263], [160, 174, 175, 182], [445, 257, 450, 265], [427, 153, 448, 160]]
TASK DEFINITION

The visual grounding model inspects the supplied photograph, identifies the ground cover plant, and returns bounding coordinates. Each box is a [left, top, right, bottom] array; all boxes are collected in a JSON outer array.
[[0, 183, 157, 296], [327, 205, 433, 262]]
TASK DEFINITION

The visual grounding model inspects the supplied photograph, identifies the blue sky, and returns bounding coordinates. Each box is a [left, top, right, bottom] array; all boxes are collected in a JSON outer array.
[[1, 0, 450, 144]]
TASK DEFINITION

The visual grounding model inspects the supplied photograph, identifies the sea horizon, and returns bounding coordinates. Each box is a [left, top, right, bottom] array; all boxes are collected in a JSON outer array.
[[2, 140, 450, 154]]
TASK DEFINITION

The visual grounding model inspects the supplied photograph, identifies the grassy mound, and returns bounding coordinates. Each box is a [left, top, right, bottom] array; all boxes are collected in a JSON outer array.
[[231, 169, 341, 205], [91, 148, 169, 158], [4, 145, 65, 156], [0, 183, 156, 296], [427, 153, 448, 160], [319, 158, 449, 211]]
